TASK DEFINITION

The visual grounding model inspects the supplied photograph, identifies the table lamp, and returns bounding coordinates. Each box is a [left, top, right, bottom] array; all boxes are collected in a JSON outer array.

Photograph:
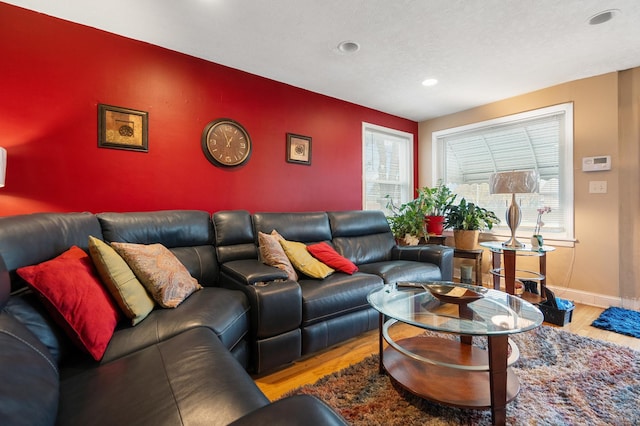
[[0, 147, 6, 187], [489, 170, 539, 248]]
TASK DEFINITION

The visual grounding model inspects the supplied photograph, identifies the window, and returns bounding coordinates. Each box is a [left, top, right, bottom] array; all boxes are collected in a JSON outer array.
[[432, 103, 574, 242], [362, 123, 414, 215]]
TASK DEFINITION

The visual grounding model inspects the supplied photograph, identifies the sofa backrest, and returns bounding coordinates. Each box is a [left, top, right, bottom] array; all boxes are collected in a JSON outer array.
[[328, 210, 396, 264], [212, 210, 258, 263], [97, 210, 218, 286], [253, 212, 332, 243], [0, 212, 102, 291]]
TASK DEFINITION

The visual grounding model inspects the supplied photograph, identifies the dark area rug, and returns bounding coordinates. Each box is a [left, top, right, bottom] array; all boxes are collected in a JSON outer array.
[[285, 326, 640, 425], [591, 306, 640, 338]]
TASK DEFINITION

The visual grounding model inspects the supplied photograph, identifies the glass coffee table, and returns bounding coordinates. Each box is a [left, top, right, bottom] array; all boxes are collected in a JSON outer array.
[[367, 282, 543, 426]]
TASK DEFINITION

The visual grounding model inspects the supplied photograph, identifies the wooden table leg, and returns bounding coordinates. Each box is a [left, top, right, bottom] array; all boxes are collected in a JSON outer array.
[[475, 251, 483, 286], [491, 251, 501, 290], [458, 304, 473, 345], [539, 251, 547, 298], [488, 335, 508, 426], [503, 250, 516, 294]]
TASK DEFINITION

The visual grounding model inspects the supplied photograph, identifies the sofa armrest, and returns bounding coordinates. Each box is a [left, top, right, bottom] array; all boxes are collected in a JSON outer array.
[[392, 244, 454, 281], [228, 395, 348, 426], [218, 265, 302, 339], [221, 259, 288, 285], [245, 280, 302, 339]]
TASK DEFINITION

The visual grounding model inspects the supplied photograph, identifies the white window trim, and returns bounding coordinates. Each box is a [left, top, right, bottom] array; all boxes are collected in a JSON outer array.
[[362, 122, 414, 210], [431, 103, 574, 245]]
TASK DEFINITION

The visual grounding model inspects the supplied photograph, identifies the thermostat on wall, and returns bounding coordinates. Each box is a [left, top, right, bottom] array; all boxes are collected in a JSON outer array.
[[582, 155, 611, 172]]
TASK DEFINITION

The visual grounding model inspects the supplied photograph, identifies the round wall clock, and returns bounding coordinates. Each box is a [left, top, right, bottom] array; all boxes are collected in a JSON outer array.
[[201, 118, 252, 167]]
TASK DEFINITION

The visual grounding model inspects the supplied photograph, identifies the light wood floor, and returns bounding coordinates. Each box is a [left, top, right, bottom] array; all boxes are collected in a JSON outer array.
[[253, 303, 640, 401]]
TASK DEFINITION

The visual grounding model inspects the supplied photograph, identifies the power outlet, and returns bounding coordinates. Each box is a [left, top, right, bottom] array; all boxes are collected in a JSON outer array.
[[589, 181, 607, 194]]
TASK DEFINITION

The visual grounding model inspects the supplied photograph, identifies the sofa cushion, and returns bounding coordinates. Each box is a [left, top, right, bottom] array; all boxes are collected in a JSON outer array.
[[97, 210, 214, 247], [299, 273, 382, 326], [253, 211, 332, 243], [111, 242, 202, 308], [307, 242, 358, 275], [101, 287, 250, 363], [258, 231, 297, 281], [59, 327, 269, 426], [3, 290, 72, 363], [213, 210, 258, 264], [229, 395, 348, 426], [0, 312, 59, 426], [0, 212, 102, 292], [280, 240, 334, 279], [328, 210, 397, 264], [357, 259, 443, 284], [88, 236, 155, 326], [98, 210, 219, 286], [16, 246, 120, 361]]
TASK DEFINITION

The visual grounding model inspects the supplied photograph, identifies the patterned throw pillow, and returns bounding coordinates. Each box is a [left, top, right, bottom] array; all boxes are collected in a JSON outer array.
[[111, 242, 202, 308], [279, 239, 334, 279], [88, 236, 155, 325], [307, 242, 358, 275], [258, 231, 298, 281], [16, 246, 121, 361]]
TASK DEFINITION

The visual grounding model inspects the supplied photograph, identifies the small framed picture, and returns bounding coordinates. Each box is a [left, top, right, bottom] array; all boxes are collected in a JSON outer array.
[[286, 133, 312, 165], [98, 104, 148, 152]]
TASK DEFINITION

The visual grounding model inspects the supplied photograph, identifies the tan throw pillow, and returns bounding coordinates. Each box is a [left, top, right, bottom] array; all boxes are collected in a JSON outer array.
[[258, 231, 298, 281], [111, 242, 202, 308], [88, 236, 155, 325], [279, 239, 334, 279]]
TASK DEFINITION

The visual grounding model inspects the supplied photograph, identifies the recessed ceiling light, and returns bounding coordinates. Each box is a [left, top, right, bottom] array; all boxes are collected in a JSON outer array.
[[337, 41, 360, 54], [588, 9, 619, 25], [422, 78, 438, 87]]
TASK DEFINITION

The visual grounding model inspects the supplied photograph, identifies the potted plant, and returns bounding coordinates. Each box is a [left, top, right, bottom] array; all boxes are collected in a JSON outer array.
[[444, 198, 500, 250], [417, 182, 456, 236], [385, 195, 428, 245]]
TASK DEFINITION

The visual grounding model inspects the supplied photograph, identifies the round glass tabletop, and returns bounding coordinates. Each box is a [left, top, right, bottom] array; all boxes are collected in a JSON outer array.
[[367, 282, 544, 336], [479, 241, 555, 253]]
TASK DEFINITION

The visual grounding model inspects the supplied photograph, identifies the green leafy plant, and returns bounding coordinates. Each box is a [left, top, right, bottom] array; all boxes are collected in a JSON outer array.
[[444, 198, 500, 231], [385, 195, 427, 241], [416, 182, 456, 216]]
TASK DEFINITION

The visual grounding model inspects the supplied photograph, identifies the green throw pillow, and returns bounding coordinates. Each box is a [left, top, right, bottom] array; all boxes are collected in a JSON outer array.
[[88, 236, 155, 325]]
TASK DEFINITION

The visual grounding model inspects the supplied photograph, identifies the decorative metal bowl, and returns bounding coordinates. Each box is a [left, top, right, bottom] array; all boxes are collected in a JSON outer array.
[[426, 283, 484, 305]]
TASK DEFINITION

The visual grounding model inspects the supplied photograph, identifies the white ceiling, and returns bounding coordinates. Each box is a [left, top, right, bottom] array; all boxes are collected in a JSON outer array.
[[5, 0, 640, 121]]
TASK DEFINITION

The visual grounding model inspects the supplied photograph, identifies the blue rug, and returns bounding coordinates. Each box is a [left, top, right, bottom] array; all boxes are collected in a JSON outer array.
[[591, 306, 640, 338]]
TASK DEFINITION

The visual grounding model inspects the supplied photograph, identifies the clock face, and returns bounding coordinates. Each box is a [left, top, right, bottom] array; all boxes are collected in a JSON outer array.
[[202, 119, 252, 167]]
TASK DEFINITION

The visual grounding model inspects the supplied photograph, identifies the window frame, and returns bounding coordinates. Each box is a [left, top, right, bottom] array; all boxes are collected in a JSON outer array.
[[362, 122, 415, 213], [431, 103, 575, 244]]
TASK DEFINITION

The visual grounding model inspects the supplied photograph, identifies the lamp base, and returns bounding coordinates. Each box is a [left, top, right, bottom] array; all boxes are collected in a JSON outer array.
[[502, 237, 526, 249], [503, 193, 525, 248]]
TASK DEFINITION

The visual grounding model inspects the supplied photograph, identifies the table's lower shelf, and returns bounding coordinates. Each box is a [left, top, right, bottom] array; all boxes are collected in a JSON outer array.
[[383, 336, 520, 409]]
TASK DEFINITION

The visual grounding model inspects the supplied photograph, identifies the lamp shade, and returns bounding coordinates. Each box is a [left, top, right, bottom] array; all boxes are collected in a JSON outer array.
[[489, 170, 539, 195], [0, 147, 6, 188]]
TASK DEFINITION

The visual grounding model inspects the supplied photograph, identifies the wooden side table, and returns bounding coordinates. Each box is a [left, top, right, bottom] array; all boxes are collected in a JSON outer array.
[[479, 242, 555, 302], [425, 235, 447, 245], [454, 248, 483, 285], [425, 237, 483, 285]]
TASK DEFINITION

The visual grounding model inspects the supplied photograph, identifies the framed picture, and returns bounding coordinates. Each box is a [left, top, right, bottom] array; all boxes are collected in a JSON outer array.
[[98, 104, 148, 152], [286, 133, 312, 165]]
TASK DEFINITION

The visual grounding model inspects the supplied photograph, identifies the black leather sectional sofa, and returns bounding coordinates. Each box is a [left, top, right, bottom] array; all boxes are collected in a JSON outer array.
[[0, 209, 453, 425]]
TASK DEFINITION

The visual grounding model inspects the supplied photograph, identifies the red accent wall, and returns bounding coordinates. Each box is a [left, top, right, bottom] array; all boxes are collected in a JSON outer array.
[[0, 4, 418, 216]]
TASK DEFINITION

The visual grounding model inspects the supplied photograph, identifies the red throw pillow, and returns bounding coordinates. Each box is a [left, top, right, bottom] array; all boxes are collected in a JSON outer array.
[[17, 246, 121, 361], [307, 242, 358, 275]]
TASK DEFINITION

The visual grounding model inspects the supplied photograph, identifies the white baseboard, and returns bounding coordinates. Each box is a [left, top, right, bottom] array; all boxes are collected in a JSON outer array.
[[547, 285, 640, 310]]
